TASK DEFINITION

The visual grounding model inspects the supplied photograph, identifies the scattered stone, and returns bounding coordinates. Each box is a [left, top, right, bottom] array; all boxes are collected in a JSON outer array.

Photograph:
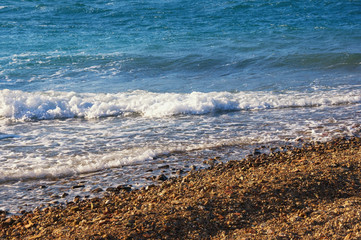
[[91, 188, 103, 193], [253, 148, 261, 155], [61, 193, 69, 198], [72, 185, 85, 189], [0, 210, 8, 217], [155, 174, 168, 182], [51, 194, 60, 199], [3, 218, 15, 226], [116, 185, 132, 192], [158, 165, 170, 169], [106, 187, 119, 193], [73, 196, 81, 203]]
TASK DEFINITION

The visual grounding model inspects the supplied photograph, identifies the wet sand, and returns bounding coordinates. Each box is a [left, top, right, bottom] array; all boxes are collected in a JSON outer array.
[[1, 137, 360, 239]]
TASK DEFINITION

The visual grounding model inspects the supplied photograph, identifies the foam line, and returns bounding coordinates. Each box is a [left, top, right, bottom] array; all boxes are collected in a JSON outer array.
[[0, 89, 360, 120]]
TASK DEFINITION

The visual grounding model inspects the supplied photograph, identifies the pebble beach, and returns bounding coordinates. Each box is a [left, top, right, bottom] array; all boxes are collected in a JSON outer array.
[[1, 136, 360, 239]]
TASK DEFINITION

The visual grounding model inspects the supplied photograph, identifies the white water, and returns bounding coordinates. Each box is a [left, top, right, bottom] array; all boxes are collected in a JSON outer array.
[[1, 88, 360, 120]]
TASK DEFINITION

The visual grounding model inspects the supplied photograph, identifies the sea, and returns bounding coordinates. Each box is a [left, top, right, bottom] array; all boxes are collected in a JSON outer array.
[[0, 0, 360, 214]]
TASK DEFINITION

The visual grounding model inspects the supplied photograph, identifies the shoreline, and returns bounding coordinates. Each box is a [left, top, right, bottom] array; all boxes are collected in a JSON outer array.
[[1, 136, 360, 239]]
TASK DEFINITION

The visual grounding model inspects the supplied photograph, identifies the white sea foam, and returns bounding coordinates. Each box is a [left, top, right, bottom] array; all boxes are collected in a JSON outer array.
[[0, 142, 232, 183], [1, 89, 360, 120], [0, 147, 159, 183]]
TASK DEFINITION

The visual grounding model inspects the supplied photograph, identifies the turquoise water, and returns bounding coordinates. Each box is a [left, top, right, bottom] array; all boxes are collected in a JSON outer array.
[[0, 0, 360, 213], [1, 0, 360, 93]]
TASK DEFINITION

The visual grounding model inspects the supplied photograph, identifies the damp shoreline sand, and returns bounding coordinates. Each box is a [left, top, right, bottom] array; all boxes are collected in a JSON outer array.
[[1, 136, 361, 239]]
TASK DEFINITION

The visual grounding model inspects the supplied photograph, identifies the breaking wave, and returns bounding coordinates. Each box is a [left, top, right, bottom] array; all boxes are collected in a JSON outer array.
[[1, 88, 360, 120]]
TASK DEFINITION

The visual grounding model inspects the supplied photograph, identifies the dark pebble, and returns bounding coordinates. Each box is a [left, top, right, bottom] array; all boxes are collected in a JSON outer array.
[[61, 193, 69, 198], [155, 174, 168, 181], [253, 149, 261, 155], [117, 185, 132, 192], [50, 194, 60, 199], [91, 187, 103, 193], [158, 165, 170, 169], [106, 187, 119, 193], [72, 185, 85, 189], [0, 210, 8, 217]]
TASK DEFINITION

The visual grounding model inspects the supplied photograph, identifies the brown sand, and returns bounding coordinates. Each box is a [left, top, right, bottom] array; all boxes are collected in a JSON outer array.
[[1, 137, 360, 239]]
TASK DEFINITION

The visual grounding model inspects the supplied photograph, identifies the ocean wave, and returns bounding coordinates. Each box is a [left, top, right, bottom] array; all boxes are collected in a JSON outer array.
[[0, 89, 360, 120]]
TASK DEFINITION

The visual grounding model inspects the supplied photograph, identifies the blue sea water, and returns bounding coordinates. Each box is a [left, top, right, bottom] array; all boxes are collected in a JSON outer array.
[[0, 0, 360, 213]]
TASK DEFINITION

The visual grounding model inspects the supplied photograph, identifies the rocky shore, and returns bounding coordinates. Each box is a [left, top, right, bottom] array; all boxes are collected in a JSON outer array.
[[1, 137, 361, 239]]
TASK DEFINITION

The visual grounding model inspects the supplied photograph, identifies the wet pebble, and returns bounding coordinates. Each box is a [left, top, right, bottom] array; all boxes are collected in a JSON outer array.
[[91, 188, 103, 193], [61, 193, 69, 198], [155, 174, 168, 182], [117, 185, 132, 192], [158, 165, 170, 169], [73, 196, 81, 203], [106, 187, 119, 193], [72, 185, 85, 189], [253, 149, 261, 155], [50, 194, 60, 199]]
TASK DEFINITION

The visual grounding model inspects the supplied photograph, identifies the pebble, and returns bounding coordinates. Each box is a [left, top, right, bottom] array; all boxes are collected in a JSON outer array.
[[61, 193, 69, 198], [106, 187, 119, 193], [73, 196, 81, 203], [158, 165, 170, 169], [50, 194, 60, 199], [91, 188, 103, 193], [72, 185, 85, 189], [117, 185, 132, 192], [155, 174, 168, 182], [253, 149, 261, 155]]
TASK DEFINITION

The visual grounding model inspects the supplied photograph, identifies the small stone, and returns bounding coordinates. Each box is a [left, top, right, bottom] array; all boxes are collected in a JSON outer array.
[[51, 194, 60, 199], [145, 185, 155, 191], [61, 193, 69, 198], [106, 187, 119, 193], [117, 185, 132, 192], [190, 165, 197, 171], [72, 185, 85, 189], [3, 218, 15, 226], [25, 220, 34, 229], [253, 149, 261, 155], [73, 196, 81, 203], [0, 210, 8, 217], [158, 165, 170, 169], [91, 188, 103, 193], [155, 174, 168, 181]]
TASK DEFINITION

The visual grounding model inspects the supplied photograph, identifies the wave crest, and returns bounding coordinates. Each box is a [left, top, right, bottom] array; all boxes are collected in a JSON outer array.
[[0, 89, 360, 120]]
